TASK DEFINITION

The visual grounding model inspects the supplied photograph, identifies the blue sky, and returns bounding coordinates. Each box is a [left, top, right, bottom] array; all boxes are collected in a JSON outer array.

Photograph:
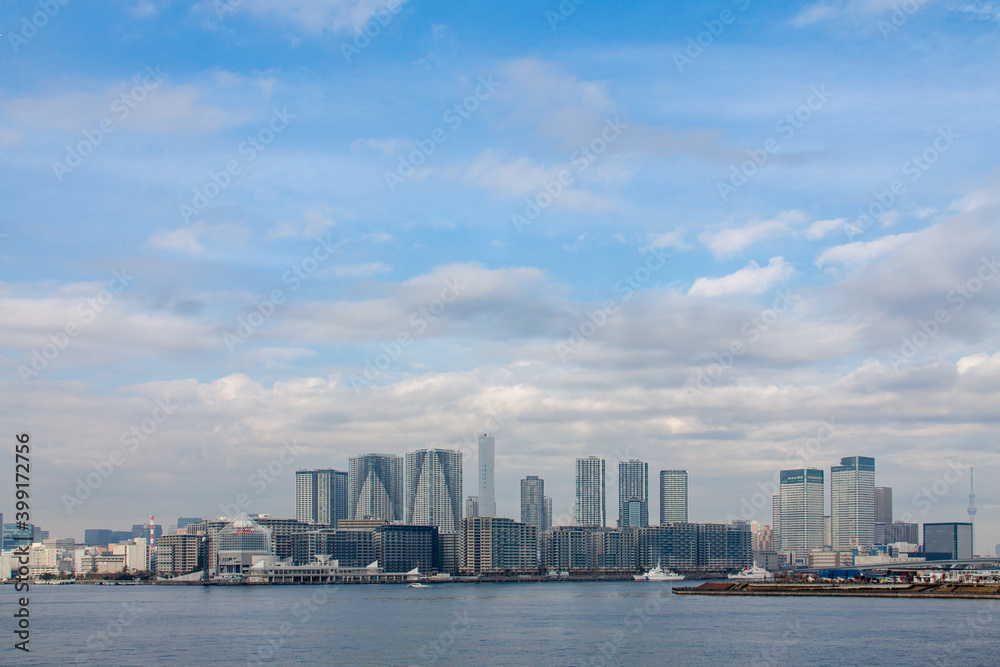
[[1, 0, 999, 549]]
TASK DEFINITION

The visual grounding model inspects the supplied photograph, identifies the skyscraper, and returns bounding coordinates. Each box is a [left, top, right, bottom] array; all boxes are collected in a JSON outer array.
[[521, 476, 546, 532], [659, 470, 688, 523], [348, 453, 403, 522], [619, 460, 649, 528], [875, 486, 892, 545], [831, 456, 875, 550], [465, 496, 479, 519], [478, 434, 495, 517], [575, 456, 606, 527], [296, 469, 349, 527], [544, 496, 552, 531], [404, 449, 463, 532], [777, 468, 825, 563]]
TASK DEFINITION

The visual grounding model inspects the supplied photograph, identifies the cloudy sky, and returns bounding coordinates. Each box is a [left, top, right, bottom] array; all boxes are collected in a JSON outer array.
[[2, 0, 999, 550]]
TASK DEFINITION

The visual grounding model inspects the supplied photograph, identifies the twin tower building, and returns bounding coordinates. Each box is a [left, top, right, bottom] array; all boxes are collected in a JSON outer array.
[[295, 435, 496, 533]]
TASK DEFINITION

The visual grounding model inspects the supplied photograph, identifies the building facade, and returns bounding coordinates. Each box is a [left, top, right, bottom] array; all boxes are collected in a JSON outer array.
[[659, 470, 688, 523], [831, 456, 876, 550], [349, 454, 404, 522], [777, 468, 825, 563], [478, 434, 496, 517], [296, 469, 349, 527], [521, 476, 546, 533], [156, 534, 200, 576], [575, 457, 606, 528], [404, 449, 463, 532], [465, 496, 479, 519], [462, 517, 537, 575], [618, 460, 649, 528], [923, 522, 973, 560]]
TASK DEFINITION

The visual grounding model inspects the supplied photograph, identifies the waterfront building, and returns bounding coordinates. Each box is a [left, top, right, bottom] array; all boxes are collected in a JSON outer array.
[[296, 469, 349, 527], [156, 535, 200, 576], [639, 523, 752, 573], [619, 460, 649, 528], [349, 454, 404, 522], [544, 527, 639, 572], [438, 531, 462, 575], [216, 513, 275, 581], [461, 517, 537, 575], [923, 522, 973, 560], [254, 517, 311, 562], [478, 434, 496, 517], [521, 476, 546, 532], [544, 497, 552, 531], [776, 468, 825, 564], [659, 470, 688, 523], [376, 524, 439, 573], [808, 549, 855, 568], [79, 553, 126, 574], [465, 496, 479, 519], [404, 449, 463, 532], [575, 457, 606, 528], [291, 528, 377, 568], [831, 456, 876, 550]]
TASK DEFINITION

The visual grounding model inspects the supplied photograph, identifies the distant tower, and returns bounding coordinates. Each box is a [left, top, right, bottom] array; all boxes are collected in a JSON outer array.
[[968, 467, 977, 555], [478, 434, 495, 517], [149, 515, 155, 571]]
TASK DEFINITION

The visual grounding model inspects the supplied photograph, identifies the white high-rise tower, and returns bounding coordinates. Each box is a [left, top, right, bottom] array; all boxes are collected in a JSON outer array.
[[478, 434, 495, 517]]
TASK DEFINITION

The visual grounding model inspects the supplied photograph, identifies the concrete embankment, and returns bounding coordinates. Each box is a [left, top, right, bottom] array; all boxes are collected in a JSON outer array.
[[673, 582, 1000, 599]]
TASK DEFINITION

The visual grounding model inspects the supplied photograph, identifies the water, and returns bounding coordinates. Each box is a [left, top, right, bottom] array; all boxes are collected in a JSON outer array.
[[13, 581, 999, 666]]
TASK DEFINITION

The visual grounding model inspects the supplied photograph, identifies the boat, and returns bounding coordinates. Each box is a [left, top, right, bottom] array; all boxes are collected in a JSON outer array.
[[728, 565, 774, 581], [407, 582, 431, 588], [633, 565, 684, 581]]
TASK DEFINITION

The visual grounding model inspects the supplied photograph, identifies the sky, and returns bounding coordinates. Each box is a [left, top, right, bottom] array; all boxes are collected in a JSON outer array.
[[1, 0, 998, 551]]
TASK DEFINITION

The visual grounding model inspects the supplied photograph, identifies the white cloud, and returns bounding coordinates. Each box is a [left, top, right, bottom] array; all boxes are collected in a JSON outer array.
[[689, 257, 794, 297], [230, 0, 411, 33], [805, 218, 847, 240], [791, 2, 841, 26], [646, 230, 688, 251], [699, 210, 808, 259], [815, 233, 916, 268], [265, 209, 337, 240], [144, 222, 251, 254], [333, 263, 391, 278]]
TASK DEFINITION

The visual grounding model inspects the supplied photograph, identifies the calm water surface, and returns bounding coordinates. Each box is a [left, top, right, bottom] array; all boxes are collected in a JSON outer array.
[[12, 581, 999, 666]]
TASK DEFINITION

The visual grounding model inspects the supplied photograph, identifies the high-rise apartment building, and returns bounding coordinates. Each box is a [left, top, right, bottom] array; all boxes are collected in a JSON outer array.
[[296, 469, 349, 527], [544, 496, 552, 531], [575, 457, 606, 527], [659, 470, 688, 523], [349, 454, 403, 522], [404, 449, 463, 532], [619, 460, 649, 528], [521, 476, 546, 532], [478, 434, 495, 517], [465, 496, 479, 519], [831, 456, 875, 550], [777, 468, 825, 563]]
